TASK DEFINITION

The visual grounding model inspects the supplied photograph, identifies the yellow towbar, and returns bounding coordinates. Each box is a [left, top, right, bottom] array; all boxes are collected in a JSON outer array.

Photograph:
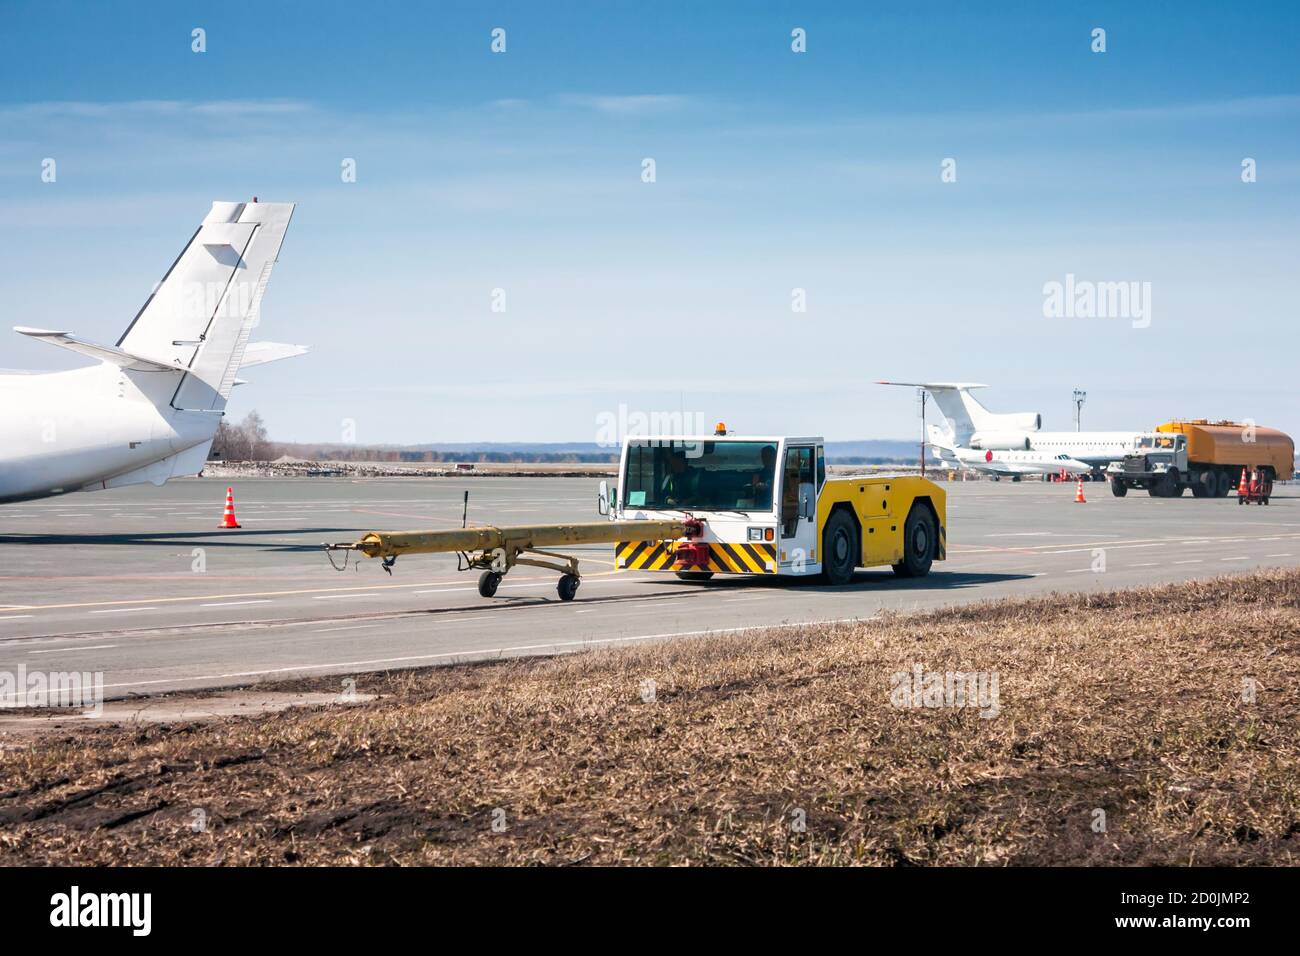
[[324, 518, 698, 601]]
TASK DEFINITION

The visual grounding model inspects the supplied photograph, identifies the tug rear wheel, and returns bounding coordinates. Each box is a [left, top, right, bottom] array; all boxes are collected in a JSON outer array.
[[892, 505, 935, 578], [477, 571, 502, 598]]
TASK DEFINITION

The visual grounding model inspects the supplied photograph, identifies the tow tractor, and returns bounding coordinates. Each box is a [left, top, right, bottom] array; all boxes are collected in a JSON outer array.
[[604, 425, 946, 585], [324, 424, 947, 599]]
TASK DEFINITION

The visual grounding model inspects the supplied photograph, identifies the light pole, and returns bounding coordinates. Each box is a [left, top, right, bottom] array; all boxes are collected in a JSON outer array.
[[1072, 389, 1086, 432]]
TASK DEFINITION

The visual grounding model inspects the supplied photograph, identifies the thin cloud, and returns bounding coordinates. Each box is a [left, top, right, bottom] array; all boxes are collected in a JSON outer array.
[[558, 94, 695, 115], [0, 99, 313, 121]]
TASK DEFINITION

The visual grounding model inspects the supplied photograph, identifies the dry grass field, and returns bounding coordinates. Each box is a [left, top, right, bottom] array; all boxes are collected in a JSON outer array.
[[1, 569, 1297, 866]]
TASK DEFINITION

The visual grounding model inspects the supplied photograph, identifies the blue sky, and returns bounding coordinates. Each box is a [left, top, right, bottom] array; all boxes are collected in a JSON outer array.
[[1, 1, 1297, 444]]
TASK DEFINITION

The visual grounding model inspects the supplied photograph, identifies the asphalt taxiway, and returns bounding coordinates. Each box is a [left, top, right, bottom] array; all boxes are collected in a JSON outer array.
[[1, 477, 1296, 698]]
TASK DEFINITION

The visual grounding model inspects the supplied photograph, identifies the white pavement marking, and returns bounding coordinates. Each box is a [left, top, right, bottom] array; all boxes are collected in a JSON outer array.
[[1042, 543, 1165, 555], [199, 600, 274, 608], [30, 644, 117, 655], [1221, 556, 1249, 561], [1174, 560, 1202, 565], [314, 624, 382, 633], [0, 615, 35, 621], [90, 607, 157, 614]]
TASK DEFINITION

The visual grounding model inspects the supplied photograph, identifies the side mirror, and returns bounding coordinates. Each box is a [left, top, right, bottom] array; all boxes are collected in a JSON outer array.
[[597, 480, 611, 516]]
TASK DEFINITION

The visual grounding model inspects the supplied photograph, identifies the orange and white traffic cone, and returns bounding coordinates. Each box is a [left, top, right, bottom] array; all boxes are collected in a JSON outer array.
[[218, 487, 241, 529], [1074, 477, 1086, 503], [1237, 467, 1249, 497]]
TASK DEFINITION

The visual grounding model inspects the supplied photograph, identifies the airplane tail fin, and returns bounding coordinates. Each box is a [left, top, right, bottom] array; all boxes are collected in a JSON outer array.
[[118, 201, 297, 411], [927, 422, 956, 453], [877, 381, 1040, 443]]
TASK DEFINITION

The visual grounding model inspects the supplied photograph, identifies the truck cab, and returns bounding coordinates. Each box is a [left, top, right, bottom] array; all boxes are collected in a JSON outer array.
[[600, 428, 946, 584], [1107, 432, 1188, 496]]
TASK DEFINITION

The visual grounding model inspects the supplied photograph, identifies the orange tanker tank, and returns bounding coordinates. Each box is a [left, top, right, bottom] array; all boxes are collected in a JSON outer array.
[[1156, 420, 1294, 481]]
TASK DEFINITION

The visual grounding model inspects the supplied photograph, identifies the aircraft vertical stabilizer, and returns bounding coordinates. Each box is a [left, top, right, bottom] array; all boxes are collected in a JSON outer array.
[[118, 201, 296, 412]]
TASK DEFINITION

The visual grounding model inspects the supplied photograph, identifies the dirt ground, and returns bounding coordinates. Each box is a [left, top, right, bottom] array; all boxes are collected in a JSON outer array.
[[1, 569, 1296, 866]]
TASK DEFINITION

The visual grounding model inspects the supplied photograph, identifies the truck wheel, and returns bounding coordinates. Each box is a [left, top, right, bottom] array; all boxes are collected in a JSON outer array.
[[557, 573, 580, 601], [1194, 470, 1214, 497], [478, 571, 502, 598], [1215, 471, 1232, 497], [820, 510, 858, 585], [675, 571, 714, 582], [1111, 479, 1127, 497], [892, 506, 935, 578]]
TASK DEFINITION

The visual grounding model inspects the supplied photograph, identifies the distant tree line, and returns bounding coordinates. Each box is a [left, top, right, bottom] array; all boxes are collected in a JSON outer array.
[[209, 411, 924, 465], [212, 411, 271, 461], [832, 456, 936, 465], [279, 446, 621, 464]]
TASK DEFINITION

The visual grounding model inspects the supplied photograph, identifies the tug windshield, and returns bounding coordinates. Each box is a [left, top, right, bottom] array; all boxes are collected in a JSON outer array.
[[623, 440, 779, 512]]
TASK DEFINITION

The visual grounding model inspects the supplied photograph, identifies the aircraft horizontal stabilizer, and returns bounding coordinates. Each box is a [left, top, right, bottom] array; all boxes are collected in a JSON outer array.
[[14, 326, 181, 372], [239, 341, 309, 368], [875, 381, 989, 390]]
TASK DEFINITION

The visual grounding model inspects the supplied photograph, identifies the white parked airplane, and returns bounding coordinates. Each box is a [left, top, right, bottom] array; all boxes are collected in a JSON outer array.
[[923, 425, 1093, 477], [0, 200, 304, 504], [877, 381, 1139, 478]]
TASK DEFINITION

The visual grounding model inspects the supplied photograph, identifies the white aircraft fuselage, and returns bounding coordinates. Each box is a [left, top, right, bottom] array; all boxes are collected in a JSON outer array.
[[0, 201, 304, 504], [933, 443, 1093, 477], [0, 366, 214, 502]]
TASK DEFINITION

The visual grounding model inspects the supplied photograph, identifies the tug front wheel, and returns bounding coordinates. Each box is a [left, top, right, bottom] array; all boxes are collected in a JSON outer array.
[[557, 574, 580, 601], [477, 571, 502, 598], [820, 509, 859, 586]]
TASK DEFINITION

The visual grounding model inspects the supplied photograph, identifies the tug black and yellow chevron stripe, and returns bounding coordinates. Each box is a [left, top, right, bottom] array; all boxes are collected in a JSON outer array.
[[615, 540, 778, 573]]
